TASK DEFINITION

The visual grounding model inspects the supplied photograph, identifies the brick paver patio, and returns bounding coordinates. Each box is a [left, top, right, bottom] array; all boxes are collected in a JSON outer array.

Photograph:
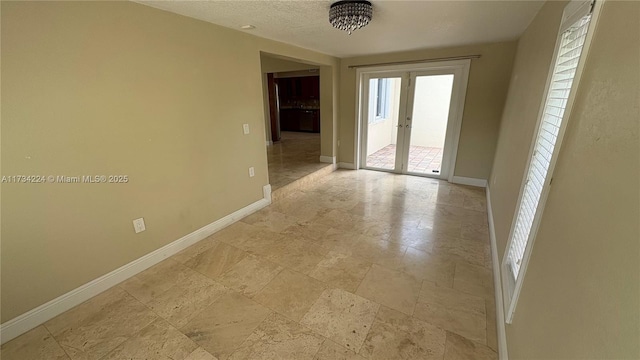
[[366, 144, 443, 174]]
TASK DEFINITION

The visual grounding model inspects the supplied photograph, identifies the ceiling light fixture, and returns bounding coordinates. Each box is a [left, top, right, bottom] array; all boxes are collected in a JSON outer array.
[[329, 0, 373, 35]]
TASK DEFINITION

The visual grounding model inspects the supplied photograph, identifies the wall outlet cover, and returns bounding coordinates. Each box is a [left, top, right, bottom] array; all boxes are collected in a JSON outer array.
[[133, 218, 146, 233]]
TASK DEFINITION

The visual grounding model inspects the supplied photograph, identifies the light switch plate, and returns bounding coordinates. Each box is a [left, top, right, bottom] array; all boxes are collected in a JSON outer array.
[[243, 124, 250, 135], [249, 167, 255, 177]]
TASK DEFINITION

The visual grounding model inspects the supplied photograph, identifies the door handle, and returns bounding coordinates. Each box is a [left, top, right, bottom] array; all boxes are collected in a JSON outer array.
[[397, 124, 403, 128]]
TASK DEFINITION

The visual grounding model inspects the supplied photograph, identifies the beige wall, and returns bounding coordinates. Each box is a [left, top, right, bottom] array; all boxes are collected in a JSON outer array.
[[489, 1, 640, 358], [260, 56, 318, 74], [339, 41, 517, 178], [0, 1, 338, 323]]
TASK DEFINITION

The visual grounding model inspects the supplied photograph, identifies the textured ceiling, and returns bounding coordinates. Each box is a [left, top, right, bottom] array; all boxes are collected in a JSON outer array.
[[136, 0, 544, 58]]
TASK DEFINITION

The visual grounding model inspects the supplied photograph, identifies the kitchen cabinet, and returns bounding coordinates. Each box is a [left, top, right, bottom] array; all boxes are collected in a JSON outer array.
[[279, 109, 320, 133], [277, 76, 319, 100]]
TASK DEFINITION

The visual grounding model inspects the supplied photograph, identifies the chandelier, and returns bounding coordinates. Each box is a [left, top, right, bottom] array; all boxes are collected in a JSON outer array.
[[329, 0, 373, 35]]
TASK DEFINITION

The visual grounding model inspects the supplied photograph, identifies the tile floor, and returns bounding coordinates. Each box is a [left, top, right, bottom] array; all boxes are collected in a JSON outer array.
[[1, 170, 497, 360], [267, 131, 328, 190], [366, 144, 444, 174]]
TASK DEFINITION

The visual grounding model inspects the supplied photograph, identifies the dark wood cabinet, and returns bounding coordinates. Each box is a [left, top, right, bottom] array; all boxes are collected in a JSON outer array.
[[276, 75, 320, 133], [280, 109, 320, 132], [277, 76, 319, 100], [302, 76, 319, 99]]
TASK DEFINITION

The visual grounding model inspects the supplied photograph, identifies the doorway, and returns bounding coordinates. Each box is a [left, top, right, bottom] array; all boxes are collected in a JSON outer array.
[[358, 60, 470, 180]]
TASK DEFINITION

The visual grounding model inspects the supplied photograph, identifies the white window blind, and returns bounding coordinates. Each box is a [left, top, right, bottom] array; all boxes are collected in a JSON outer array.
[[502, 0, 597, 323]]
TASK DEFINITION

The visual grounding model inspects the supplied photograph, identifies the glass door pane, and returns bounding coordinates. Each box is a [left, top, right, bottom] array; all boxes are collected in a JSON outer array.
[[406, 74, 454, 175], [364, 76, 403, 171]]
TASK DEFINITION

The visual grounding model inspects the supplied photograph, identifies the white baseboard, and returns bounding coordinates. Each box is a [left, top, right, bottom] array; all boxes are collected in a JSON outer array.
[[266, 140, 273, 146], [451, 176, 488, 188], [486, 186, 509, 359], [0, 187, 272, 345], [319, 156, 336, 164], [338, 162, 356, 170], [262, 184, 272, 204]]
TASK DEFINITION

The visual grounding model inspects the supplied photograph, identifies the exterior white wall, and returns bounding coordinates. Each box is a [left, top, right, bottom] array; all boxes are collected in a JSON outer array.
[[366, 78, 401, 156], [409, 75, 453, 148], [365, 75, 453, 156]]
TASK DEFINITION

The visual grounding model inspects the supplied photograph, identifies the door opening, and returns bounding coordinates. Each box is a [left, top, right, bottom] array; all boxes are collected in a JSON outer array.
[[358, 60, 470, 180]]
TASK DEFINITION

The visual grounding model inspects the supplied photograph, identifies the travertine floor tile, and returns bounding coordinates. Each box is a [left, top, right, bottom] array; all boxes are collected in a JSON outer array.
[[462, 195, 487, 212], [300, 288, 379, 353], [360, 306, 446, 360], [145, 271, 229, 328], [386, 225, 437, 252], [390, 247, 456, 287], [185, 242, 247, 279], [453, 261, 494, 301], [101, 318, 197, 359], [284, 202, 330, 223], [309, 251, 372, 292], [235, 230, 288, 256], [334, 235, 407, 268], [172, 235, 220, 263], [434, 191, 465, 207], [44, 287, 158, 360], [5, 170, 496, 360], [417, 217, 462, 239], [414, 281, 487, 343], [355, 264, 421, 315], [217, 254, 283, 297], [185, 347, 219, 360], [241, 210, 297, 233], [486, 299, 498, 352], [282, 220, 331, 241], [460, 222, 490, 242], [264, 237, 327, 274], [120, 258, 192, 304], [444, 331, 497, 360], [0, 326, 69, 360], [431, 236, 488, 268], [315, 209, 364, 232], [311, 228, 359, 253], [181, 292, 272, 360], [213, 222, 263, 248], [313, 339, 367, 360], [253, 269, 326, 321], [228, 313, 324, 360]]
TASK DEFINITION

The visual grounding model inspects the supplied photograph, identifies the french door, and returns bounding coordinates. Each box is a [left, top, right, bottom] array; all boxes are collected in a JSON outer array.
[[359, 61, 470, 180]]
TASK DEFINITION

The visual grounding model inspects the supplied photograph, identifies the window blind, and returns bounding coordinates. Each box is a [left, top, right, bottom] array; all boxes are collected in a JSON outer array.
[[505, 12, 592, 281]]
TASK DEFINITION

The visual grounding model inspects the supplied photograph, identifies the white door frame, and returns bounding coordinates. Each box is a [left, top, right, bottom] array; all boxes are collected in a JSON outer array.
[[354, 60, 470, 181]]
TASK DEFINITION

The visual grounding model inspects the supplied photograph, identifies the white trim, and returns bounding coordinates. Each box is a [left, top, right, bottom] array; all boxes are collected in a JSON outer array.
[[262, 184, 272, 204], [487, 186, 509, 359], [338, 162, 356, 170], [319, 156, 336, 164], [266, 140, 273, 146], [355, 60, 470, 181], [444, 62, 470, 183], [0, 191, 272, 344], [450, 176, 487, 188]]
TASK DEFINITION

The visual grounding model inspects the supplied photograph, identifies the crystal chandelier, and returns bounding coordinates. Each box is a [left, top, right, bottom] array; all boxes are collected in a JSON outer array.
[[329, 0, 373, 35]]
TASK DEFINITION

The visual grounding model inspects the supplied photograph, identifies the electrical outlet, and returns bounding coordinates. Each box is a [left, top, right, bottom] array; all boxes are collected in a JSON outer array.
[[249, 167, 255, 177], [133, 218, 146, 233], [243, 124, 250, 135]]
